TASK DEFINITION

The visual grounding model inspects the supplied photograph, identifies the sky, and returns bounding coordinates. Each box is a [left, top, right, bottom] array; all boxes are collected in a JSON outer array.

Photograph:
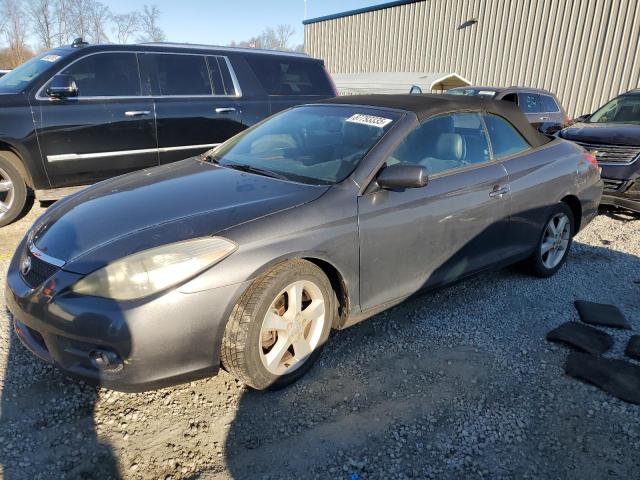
[[104, 0, 381, 47]]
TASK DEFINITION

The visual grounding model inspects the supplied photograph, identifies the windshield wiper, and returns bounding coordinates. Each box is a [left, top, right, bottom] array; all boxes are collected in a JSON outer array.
[[223, 163, 289, 180]]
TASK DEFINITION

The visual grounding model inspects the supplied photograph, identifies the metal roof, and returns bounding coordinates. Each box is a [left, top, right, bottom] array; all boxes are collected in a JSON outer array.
[[303, 0, 423, 25], [332, 72, 471, 95]]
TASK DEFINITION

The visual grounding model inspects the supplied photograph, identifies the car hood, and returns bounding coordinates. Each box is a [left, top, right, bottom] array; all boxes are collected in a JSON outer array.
[[560, 122, 640, 146], [31, 158, 329, 274]]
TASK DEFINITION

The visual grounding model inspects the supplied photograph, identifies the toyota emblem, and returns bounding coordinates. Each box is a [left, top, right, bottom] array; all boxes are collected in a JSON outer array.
[[21, 255, 32, 276]]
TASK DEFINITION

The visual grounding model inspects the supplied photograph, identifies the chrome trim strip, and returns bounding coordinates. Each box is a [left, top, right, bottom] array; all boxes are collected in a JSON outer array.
[[30, 244, 66, 267], [47, 143, 221, 162]]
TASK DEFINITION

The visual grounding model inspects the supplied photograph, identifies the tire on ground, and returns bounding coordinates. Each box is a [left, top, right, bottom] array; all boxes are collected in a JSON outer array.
[[526, 202, 575, 278], [221, 259, 335, 390], [0, 151, 31, 228]]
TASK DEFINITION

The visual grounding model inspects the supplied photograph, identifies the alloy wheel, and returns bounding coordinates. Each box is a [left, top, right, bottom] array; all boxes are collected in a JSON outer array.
[[0, 166, 14, 219], [259, 280, 326, 376], [540, 212, 571, 269]]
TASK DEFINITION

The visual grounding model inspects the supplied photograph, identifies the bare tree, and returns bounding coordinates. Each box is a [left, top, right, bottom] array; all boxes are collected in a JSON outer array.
[[230, 24, 298, 52], [28, 0, 56, 49], [86, 0, 111, 42], [275, 24, 295, 50], [112, 12, 138, 44], [54, 0, 74, 45], [1, 0, 31, 67], [138, 4, 165, 42]]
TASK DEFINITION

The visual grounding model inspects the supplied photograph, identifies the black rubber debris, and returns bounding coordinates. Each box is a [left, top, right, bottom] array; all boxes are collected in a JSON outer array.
[[626, 335, 640, 361], [565, 352, 640, 405], [546, 321, 614, 355], [574, 300, 631, 330]]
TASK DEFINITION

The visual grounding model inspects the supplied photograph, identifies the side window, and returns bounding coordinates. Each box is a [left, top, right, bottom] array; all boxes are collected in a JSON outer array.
[[245, 56, 334, 96], [149, 54, 212, 96], [540, 94, 560, 113], [483, 114, 530, 159], [206, 56, 226, 95], [60, 52, 140, 97], [217, 57, 238, 96], [518, 93, 541, 113], [387, 112, 490, 175]]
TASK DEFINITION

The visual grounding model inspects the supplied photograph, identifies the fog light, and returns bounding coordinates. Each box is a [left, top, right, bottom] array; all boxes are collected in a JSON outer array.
[[89, 349, 123, 372]]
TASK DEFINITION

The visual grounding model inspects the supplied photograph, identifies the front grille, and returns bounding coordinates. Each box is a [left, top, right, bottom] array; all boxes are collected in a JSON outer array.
[[22, 251, 60, 289], [574, 141, 640, 164], [602, 178, 625, 192]]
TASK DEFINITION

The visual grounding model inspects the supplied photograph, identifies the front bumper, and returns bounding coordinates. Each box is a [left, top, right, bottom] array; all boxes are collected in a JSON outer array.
[[599, 163, 640, 213], [5, 242, 251, 392]]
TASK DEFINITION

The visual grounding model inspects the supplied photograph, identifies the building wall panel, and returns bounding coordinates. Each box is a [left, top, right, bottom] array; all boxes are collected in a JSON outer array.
[[304, 0, 640, 117]]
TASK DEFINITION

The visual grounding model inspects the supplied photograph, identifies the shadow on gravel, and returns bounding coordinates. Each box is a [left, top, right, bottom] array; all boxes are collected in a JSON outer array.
[[203, 240, 639, 479], [0, 312, 120, 479]]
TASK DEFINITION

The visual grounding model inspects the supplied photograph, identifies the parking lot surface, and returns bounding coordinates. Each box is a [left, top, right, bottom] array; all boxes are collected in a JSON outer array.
[[1, 205, 639, 480]]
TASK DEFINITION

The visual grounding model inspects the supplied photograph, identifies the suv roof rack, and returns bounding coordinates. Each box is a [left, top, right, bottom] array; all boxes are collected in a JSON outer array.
[[138, 42, 309, 58]]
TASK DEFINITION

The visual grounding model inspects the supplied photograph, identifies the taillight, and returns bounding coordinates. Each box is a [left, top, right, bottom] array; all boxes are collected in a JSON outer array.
[[323, 65, 338, 97], [563, 114, 571, 127], [584, 151, 598, 167], [584, 151, 601, 174]]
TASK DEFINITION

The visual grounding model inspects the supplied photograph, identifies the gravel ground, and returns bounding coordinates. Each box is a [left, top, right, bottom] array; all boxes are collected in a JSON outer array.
[[0, 204, 639, 480]]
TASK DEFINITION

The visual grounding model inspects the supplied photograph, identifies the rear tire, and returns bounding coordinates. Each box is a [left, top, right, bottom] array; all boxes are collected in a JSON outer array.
[[526, 203, 574, 277], [0, 151, 30, 228], [221, 259, 335, 390]]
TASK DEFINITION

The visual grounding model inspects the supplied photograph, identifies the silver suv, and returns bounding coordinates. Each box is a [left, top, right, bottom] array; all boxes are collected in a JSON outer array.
[[447, 86, 569, 135]]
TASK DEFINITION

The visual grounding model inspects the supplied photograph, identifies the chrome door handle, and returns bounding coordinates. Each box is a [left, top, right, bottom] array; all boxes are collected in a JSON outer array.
[[215, 107, 236, 114], [489, 185, 510, 198], [125, 110, 151, 117], [540, 116, 550, 120]]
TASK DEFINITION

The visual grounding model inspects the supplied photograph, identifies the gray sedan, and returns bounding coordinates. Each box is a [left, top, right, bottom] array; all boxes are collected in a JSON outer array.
[[5, 95, 603, 391]]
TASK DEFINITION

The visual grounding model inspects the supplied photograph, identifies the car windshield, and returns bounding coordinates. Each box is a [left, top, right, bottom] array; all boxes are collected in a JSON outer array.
[[447, 88, 497, 98], [588, 95, 640, 124], [209, 105, 402, 185], [0, 50, 67, 94]]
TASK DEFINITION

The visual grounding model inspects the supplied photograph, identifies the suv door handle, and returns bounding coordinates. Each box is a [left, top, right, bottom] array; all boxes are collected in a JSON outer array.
[[540, 116, 550, 120], [489, 185, 510, 198], [125, 110, 151, 117], [215, 107, 236, 114]]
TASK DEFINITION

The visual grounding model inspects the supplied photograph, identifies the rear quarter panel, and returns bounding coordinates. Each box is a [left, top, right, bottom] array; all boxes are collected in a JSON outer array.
[[502, 139, 600, 254]]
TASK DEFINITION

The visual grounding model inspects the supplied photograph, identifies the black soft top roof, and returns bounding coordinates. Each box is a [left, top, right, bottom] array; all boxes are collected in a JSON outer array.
[[322, 94, 551, 148]]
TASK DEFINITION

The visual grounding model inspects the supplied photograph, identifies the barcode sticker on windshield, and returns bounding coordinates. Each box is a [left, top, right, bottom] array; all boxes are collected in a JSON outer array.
[[346, 114, 392, 128], [40, 55, 61, 63]]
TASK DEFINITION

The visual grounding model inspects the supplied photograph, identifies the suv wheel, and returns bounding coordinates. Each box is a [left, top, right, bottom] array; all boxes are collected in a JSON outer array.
[[0, 152, 30, 228], [221, 259, 335, 390]]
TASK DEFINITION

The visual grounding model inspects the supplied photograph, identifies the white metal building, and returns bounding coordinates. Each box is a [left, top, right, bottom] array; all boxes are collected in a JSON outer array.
[[303, 0, 640, 117]]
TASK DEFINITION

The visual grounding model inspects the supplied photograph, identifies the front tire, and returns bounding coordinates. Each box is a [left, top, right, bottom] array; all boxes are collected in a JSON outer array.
[[527, 203, 574, 277], [221, 259, 335, 390], [0, 152, 29, 228]]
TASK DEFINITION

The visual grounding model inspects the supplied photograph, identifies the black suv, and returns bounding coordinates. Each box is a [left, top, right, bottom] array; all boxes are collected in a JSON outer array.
[[558, 90, 640, 214], [0, 41, 336, 227], [447, 86, 569, 135]]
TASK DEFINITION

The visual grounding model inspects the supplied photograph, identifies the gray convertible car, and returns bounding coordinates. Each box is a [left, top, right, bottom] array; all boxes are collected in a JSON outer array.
[[6, 95, 602, 391]]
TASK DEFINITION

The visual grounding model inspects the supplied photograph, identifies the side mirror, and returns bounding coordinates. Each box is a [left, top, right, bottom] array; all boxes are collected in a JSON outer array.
[[46, 74, 78, 99], [574, 114, 591, 124], [377, 164, 429, 190]]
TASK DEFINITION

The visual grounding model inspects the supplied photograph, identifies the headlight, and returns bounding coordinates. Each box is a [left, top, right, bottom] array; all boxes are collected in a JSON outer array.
[[70, 237, 237, 300]]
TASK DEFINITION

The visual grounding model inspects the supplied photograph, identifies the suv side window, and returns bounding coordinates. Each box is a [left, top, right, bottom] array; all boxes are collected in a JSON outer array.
[[483, 114, 530, 159], [518, 93, 541, 113], [387, 112, 491, 175], [540, 94, 560, 112], [148, 53, 212, 96], [206, 56, 238, 96], [245, 56, 333, 96], [60, 52, 141, 97]]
